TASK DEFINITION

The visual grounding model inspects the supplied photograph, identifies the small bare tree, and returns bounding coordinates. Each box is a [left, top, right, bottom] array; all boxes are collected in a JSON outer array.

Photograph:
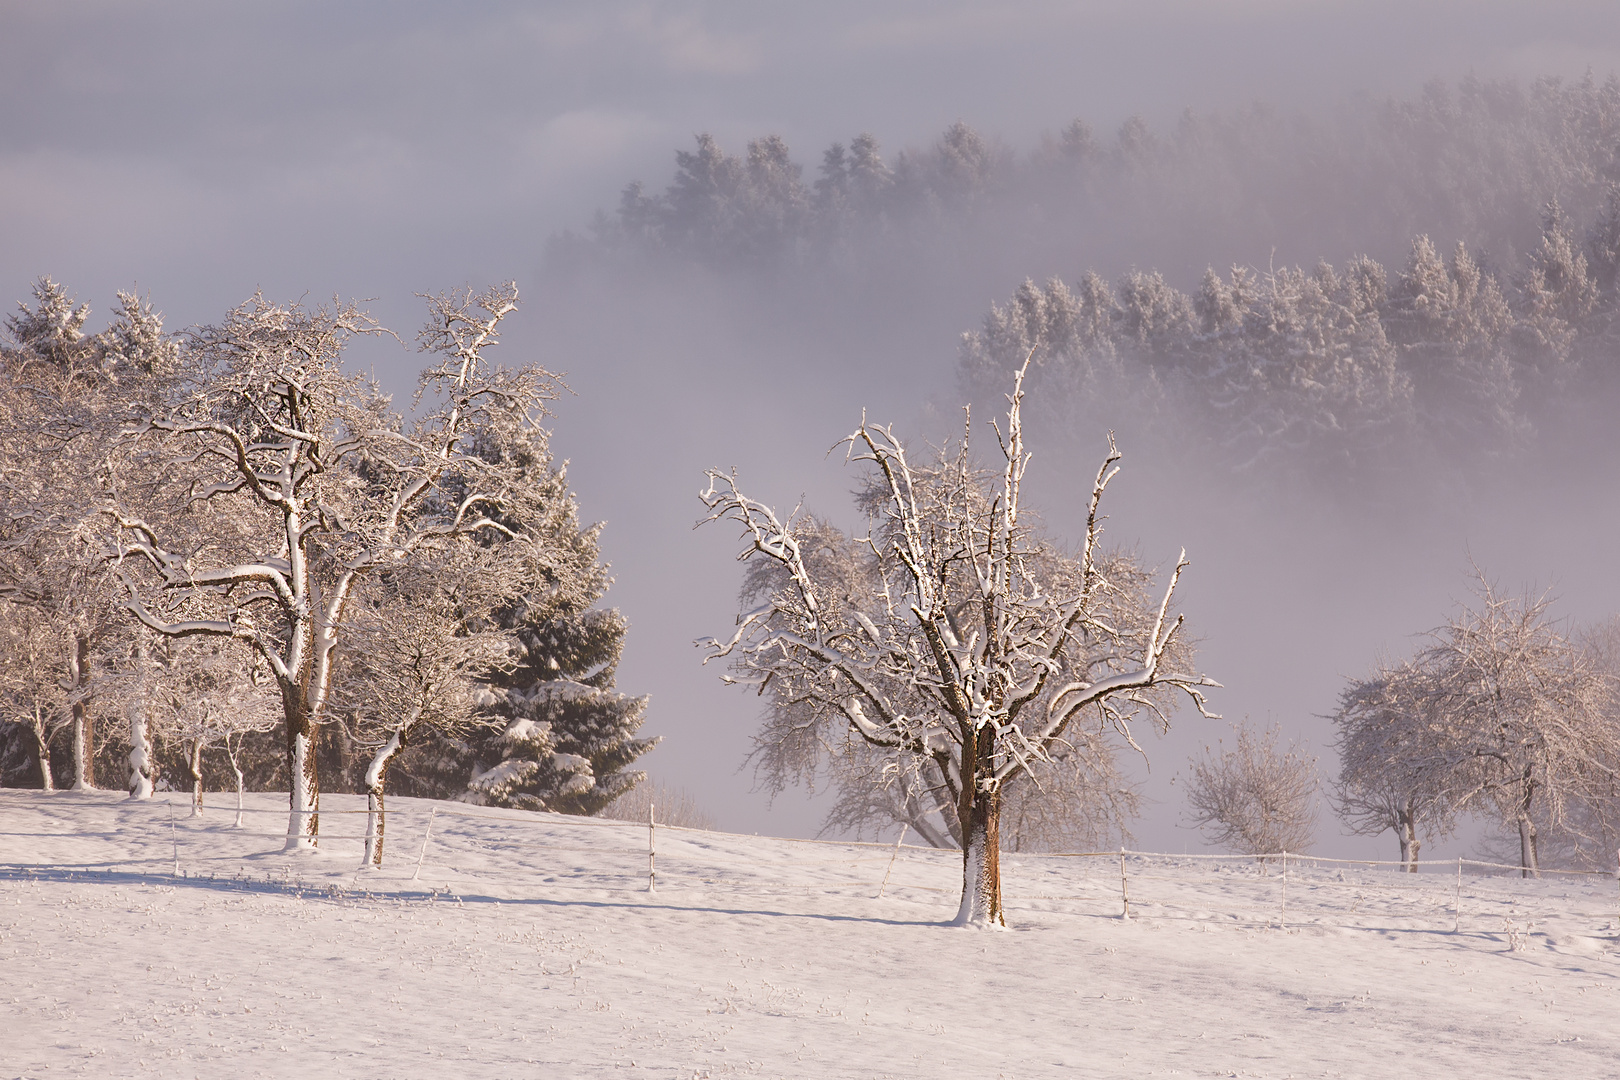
[[334, 548, 518, 867], [1185, 722, 1319, 857], [144, 637, 280, 817], [0, 604, 74, 789], [699, 362, 1216, 927], [600, 780, 716, 831]]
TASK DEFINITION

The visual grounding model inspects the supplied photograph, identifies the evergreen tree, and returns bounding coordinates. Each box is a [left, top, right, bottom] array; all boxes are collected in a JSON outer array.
[[1586, 183, 1620, 299], [390, 424, 655, 815]]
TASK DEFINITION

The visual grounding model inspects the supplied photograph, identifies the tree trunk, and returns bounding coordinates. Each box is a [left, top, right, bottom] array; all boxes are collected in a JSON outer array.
[[1397, 803, 1420, 873], [29, 703, 54, 792], [363, 730, 404, 868], [284, 687, 319, 852], [188, 739, 204, 817], [953, 784, 1005, 928], [68, 634, 95, 790], [225, 734, 246, 829], [1516, 814, 1540, 878], [126, 699, 154, 800], [1516, 771, 1539, 878], [125, 640, 154, 798]]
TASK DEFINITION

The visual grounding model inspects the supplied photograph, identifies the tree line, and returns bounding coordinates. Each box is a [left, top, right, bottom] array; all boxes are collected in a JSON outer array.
[[958, 196, 1620, 479], [581, 74, 1620, 286], [0, 280, 653, 859]]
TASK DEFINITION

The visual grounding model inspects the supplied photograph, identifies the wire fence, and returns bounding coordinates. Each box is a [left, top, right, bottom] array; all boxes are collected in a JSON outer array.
[[9, 795, 1620, 936]]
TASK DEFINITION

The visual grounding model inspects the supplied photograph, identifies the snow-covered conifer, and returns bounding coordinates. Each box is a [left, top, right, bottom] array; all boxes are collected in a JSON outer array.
[[351, 412, 656, 818]]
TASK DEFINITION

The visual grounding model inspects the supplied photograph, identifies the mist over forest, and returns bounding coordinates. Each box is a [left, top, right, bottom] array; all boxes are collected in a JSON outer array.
[[524, 72, 1620, 859], [6, 2, 1620, 866]]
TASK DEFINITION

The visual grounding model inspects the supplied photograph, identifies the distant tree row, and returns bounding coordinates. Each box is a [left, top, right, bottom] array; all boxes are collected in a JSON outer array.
[[0, 279, 653, 859], [584, 74, 1620, 280], [959, 195, 1620, 476]]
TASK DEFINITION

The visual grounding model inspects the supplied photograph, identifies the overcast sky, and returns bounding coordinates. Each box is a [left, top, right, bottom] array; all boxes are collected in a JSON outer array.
[[6, 1, 1620, 853], [9, 1, 1620, 329]]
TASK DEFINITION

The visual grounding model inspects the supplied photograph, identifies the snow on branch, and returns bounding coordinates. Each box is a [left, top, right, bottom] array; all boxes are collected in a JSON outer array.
[[698, 360, 1218, 926]]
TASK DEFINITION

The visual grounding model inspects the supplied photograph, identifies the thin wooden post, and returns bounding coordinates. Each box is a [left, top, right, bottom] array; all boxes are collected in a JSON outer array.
[[1119, 847, 1130, 920], [412, 806, 437, 882], [1280, 850, 1287, 926], [647, 801, 657, 893], [875, 824, 909, 899]]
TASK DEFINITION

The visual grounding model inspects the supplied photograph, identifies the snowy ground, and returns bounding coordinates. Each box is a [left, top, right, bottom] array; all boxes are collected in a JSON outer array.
[[3, 790, 1618, 1078]]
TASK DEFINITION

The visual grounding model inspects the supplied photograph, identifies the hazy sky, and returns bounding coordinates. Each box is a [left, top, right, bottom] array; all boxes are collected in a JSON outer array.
[[6, 1, 1620, 854], [9, 1, 1620, 327]]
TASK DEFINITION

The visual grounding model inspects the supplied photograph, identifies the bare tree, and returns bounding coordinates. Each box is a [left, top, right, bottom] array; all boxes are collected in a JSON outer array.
[[600, 780, 716, 831], [144, 637, 280, 817], [699, 362, 1216, 926], [105, 285, 559, 850], [761, 521, 1171, 855], [1411, 577, 1617, 876], [0, 605, 74, 789], [1185, 722, 1319, 857], [1, 280, 178, 793], [1554, 617, 1620, 867], [334, 548, 517, 867], [1331, 659, 1459, 870]]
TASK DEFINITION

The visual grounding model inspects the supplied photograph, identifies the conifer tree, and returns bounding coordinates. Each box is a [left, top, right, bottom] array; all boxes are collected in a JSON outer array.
[[389, 425, 655, 815]]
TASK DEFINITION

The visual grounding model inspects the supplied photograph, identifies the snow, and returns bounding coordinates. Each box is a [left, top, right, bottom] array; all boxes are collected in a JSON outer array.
[[467, 758, 531, 792], [3, 789, 1618, 1078]]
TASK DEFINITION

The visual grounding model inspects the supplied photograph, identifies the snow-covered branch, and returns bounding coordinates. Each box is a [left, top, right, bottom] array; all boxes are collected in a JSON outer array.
[[700, 366, 1215, 927]]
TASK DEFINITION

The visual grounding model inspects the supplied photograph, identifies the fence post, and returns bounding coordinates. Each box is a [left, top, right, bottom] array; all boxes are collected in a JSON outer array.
[[1280, 850, 1287, 926], [412, 806, 437, 882], [647, 801, 656, 894], [1454, 855, 1462, 934], [875, 824, 909, 899], [1119, 847, 1130, 920]]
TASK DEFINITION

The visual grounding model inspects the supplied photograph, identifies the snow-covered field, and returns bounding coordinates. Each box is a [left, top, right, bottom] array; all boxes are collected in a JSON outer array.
[[3, 790, 1618, 1078]]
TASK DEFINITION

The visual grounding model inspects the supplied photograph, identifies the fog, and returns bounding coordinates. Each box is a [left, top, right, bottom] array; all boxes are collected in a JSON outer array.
[[7, 1, 1620, 857]]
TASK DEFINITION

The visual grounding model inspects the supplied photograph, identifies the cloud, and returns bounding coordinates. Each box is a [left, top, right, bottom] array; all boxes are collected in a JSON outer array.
[[619, 5, 764, 76]]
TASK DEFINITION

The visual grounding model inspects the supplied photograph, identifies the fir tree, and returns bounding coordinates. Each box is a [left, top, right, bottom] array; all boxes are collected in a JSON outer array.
[[390, 424, 655, 814]]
